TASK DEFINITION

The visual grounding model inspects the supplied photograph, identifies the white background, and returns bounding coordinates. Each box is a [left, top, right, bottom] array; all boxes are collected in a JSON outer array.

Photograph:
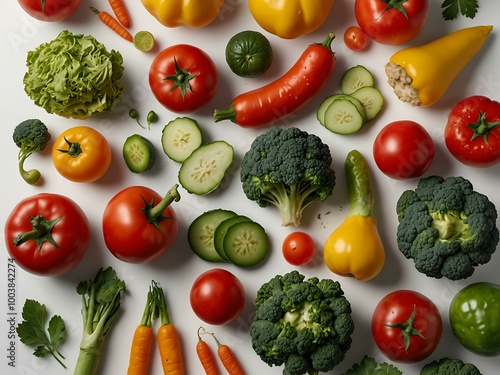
[[1, 1, 500, 374]]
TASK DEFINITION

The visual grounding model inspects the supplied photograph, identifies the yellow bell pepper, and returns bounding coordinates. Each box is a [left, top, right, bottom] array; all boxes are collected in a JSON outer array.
[[141, 0, 224, 28], [323, 150, 385, 281], [248, 0, 335, 39], [386, 25, 493, 107]]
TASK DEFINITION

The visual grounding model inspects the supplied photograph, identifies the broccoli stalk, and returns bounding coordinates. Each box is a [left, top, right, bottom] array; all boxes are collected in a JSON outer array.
[[240, 127, 336, 227], [13, 119, 51, 185], [74, 267, 126, 375]]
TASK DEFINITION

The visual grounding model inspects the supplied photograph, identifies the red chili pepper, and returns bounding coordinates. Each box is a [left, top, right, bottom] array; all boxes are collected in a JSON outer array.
[[214, 33, 336, 128]]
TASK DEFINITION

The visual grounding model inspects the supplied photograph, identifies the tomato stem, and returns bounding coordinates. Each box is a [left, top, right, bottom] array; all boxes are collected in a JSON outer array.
[[384, 305, 425, 351], [146, 184, 181, 228], [468, 110, 500, 143], [56, 137, 82, 158], [12, 215, 62, 249], [165, 57, 198, 99]]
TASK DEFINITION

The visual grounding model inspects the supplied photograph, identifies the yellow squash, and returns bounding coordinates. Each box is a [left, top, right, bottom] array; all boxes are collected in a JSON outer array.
[[141, 0, 224, 28], [323, 150, 385, 281], [248, 0, 335, 39], [386, 25, 493, 107]]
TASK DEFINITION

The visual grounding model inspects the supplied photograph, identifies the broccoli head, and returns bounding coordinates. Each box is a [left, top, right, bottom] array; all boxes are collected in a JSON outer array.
[[396, 175, 499, 280], [250, 270, 354, 375], [240, 127, 335, 227], [420, 357, 482, 375], [13, 119, 51, 185]]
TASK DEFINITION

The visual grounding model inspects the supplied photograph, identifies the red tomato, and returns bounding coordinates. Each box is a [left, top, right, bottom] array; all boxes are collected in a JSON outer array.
[[190, 268, 245, 325], [282, 231, 316, 266], [102, 185, 179, 263], [355, 0, 429, 45], [4, 193, 90, 276], [373, 120, 435, 180], [17, 0, 82, 22], [444, 95, 500, 168], [343, 26, 369, 51], [149, 44, 219, 113], [372, 290, 442, 363]]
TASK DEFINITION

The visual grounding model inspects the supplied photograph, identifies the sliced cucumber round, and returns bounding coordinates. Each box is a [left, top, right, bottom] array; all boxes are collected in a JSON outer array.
[[178, 140, 234, 195], [214, 215, 251, 260], [317, 93, 367, 127], [340, 65, 374, 95], [187, 209, 237, 262], [161, 117, 203, 163], [323, 98, 366, 135], [223, 221, 268, 267], [350, 86, 385, 122], [122, 134, 156, 173]]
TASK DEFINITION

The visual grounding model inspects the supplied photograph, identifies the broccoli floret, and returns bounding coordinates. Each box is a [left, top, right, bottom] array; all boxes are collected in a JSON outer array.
[[250, 270, 354, 375], [396, 175, 499, 280], [241, 127, 336, 227], [420, 357, 482, 375], [13, 119, 51, 185]]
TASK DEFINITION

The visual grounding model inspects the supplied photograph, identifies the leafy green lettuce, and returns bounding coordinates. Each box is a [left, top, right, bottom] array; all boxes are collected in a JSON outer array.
[[23, 30, 125, 119]]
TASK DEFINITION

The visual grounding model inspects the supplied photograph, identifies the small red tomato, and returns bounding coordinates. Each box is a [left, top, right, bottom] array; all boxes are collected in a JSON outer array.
[[344, 26, 369, 51], [282, 231, 316, 266], [444, 95, 500, 168], [190, 268, 245, 325], [373, 120, 435, 180], [17, 0, 82, 22], [372, 290, 442, 363]]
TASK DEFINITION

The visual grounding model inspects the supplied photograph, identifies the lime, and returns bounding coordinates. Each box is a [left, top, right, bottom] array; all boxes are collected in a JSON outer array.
[[225, 30, 273, 78], [133, 31, 155, 52]]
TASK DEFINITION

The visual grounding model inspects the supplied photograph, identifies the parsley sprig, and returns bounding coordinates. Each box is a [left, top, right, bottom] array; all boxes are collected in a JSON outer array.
[[342, 355, 402, 375], [442, 0, 479, 20], [16, 299, 66, 368]]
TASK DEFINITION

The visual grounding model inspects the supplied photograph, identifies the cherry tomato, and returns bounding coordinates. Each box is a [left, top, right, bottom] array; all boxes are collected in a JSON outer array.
[[444, 95, 500, 168], [373, 120, 435, 180], [4, 193, 90, 276], [355, 0, 429, 45], [102, 185, 180, 263], [17, 0, 82, 22], [149, 44, 218, 113], [282, 231, 316, 266], [343, 26, 369, 51], [52, 126, 112, 183], [190, 268, 245, 325], [372, 290, 442, 363]]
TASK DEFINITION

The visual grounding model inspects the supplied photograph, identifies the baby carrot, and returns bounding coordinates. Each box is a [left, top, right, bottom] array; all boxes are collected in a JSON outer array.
[[90, 6, 133, 42], [196, 327, 220, 375], [108, 0, 131, 28], [154, 282, 185, 375], [206, 331, 245, 375], [127, 288, 156, 375]]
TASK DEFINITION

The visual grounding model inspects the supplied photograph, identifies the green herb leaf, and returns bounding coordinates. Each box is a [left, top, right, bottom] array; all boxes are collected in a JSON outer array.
[[16, 299, 66, 368], [442, 0, 479, 20], [342, 355, 402, 375]]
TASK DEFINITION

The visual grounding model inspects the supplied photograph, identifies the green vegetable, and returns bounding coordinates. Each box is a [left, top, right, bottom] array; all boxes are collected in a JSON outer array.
[[340, 65, 374, 95], [222, 219, 269, 267], [240, 127, 336, 227], [249, 270, 354, 375], [16, 299, 66, 368], [442, 0, 479, 21], [342, 355, 402, 375], [161, 117, 204, 163], [24, 30, 124, 119], [13, 119, 51, 185], [74, 267, 126, 375], [396, 175, 499, 280], [225, 30, 273, 77], [122, 134, 156, 173], [420, 357, 482, 375]]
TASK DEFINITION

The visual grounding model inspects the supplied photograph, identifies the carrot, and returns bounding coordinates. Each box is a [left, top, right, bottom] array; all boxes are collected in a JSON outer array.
[[90, 6, 133, 42], [153, 282, 185, 375], [206, 331, 245, 375], [108, 0, 131, 28], [127, 288, 156, 375], [196, 327, 220, 375]]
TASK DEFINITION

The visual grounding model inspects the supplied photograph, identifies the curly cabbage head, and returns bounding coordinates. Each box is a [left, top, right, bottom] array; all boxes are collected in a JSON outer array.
[[23, 30, 125, 119]]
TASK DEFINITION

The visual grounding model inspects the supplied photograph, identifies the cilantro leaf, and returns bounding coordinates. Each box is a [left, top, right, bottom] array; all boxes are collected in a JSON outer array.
[[442, 0, 479, 21], [342, 355, 402, 375], [16, 299, 67, 368]]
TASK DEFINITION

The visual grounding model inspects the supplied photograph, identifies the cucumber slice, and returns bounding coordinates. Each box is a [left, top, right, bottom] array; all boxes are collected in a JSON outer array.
[[122, 134, 156, 173], [214, 215, 251, 260], [323, 98, 365, 135], [178, 140, 234, 195], [161, 117, 203, 163], [341, 65, 374, 95], [223, 221, 268, 267], [187, 209, 237, 262], [317, 93, 367, 126], [350, 86, 384, 122]]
